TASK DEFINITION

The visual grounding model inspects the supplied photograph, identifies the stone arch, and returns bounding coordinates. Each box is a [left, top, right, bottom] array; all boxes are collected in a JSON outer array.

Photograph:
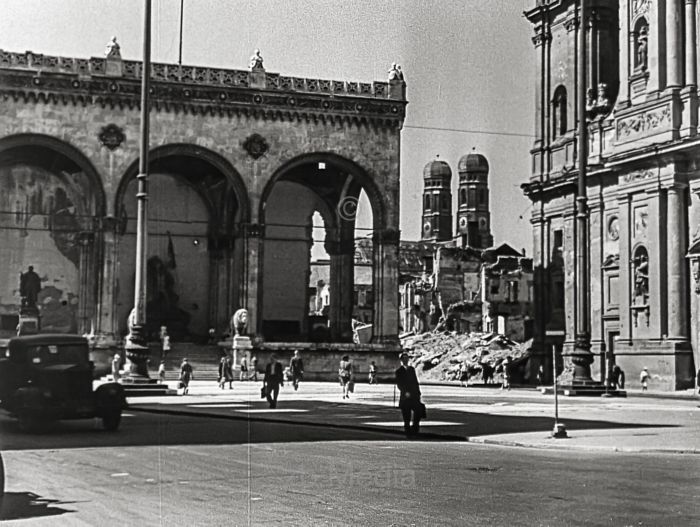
[[258, 152, 389, 343], [0, 133, 106, 335], [0, 133, 106, 216], [259, 152, 387, 231], [114, 144, 250, 340], [115, 143, 250, 227]]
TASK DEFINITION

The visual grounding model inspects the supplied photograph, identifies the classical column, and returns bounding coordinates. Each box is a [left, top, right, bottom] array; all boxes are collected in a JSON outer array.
[[241, 223, 263, 338], [326, 235, 354, 342], [667, 183, 689, 339], [96, 216, 120, 345], [685, 0, 697, 87], [667, 0, 683, 89], [371, 228, 400, 344], [76, 231, 96, 335]]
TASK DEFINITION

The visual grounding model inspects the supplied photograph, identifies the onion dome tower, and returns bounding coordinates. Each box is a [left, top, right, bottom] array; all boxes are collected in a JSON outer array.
[[421, 158, 453, 242], [456, 149, 493, 249]]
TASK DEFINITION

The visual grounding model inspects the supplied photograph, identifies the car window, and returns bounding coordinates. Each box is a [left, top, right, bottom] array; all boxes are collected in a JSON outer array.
[[28, 345, 88, 365]]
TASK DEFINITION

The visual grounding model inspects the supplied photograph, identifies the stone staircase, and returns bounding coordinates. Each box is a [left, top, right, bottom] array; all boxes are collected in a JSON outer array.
[[148, 341, 226, 381]]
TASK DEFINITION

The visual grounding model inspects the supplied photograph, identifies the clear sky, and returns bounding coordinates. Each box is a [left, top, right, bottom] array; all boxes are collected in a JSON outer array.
[[0, 0, 535, 253]]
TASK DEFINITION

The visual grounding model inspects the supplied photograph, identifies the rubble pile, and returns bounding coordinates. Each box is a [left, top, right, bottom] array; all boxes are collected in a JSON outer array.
[[400, 331, 531, 383]]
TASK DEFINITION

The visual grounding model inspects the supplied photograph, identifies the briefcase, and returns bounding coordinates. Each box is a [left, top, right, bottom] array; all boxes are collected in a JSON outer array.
[[260, 386, 267, 399], [418, 401, 427, 420]]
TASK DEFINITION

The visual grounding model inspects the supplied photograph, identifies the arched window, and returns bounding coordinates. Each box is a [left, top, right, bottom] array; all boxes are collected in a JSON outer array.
[[552, 86, 567, 139], [460, 188, 466, 205], [424, 194, 431, 210]]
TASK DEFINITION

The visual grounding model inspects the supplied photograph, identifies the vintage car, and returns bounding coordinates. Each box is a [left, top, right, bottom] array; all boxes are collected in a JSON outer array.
[[0, 334, 126, 431]]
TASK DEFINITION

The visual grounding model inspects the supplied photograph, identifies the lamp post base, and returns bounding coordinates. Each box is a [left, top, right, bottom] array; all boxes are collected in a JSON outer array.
[[552, 423, 568, 438]]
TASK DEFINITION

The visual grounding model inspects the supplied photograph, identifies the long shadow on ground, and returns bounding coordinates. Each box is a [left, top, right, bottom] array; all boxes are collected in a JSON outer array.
[[0, 396, 674, 452]]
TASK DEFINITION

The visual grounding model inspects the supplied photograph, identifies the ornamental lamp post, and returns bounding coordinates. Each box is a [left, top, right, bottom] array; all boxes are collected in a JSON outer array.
[[572, 0, 594, 384], [123, 0, 152, 380]]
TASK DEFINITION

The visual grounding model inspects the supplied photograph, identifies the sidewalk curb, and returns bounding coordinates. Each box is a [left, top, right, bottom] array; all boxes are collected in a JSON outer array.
[[466, 437, 700, 455], [130, 404, 468, 442]]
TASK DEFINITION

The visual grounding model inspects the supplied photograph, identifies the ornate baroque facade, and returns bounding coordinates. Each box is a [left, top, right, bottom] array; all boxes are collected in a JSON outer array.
[[0, 42, 407, 350], [524, 0, 699, 389]]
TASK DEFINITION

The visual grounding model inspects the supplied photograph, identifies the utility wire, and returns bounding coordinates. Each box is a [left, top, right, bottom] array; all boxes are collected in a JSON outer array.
[[405, 124, 535, 139]]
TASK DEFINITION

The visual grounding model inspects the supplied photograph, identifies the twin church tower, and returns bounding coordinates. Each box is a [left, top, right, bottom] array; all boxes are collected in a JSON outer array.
[[421, 150, 493, 249]]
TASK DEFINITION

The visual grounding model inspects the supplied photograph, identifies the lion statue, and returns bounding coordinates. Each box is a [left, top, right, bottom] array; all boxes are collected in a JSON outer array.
[[231, 308, 249, 337]]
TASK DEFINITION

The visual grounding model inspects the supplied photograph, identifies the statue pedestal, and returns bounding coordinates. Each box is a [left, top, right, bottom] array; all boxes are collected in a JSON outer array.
[[232, 335, 252, 368], [17, 307, 40, 336]]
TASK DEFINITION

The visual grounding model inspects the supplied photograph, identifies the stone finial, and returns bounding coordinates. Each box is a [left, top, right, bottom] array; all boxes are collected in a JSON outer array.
[[105, 36, 121, 59], [388, 62, 404, 82], [249, 49, 264, 71]]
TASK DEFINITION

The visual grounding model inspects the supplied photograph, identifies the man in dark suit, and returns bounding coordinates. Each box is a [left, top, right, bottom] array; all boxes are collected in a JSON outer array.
[[263, 354, 284, 408], [395, 352, 422, 437]]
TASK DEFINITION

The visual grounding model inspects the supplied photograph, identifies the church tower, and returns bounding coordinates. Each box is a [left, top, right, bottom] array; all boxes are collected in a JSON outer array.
[[456, 150, 493, 249], [421, 158, 453, 242]]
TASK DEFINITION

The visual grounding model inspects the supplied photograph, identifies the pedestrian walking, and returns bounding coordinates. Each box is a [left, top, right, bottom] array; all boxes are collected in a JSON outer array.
[[179, 358, 193, 395], [501, 356, 511, 390], [250, 356, 259, 381], [158, 360, 166, 383], [611, 365, 625, 390], [368, 361, 377, 384], [338, 355, 353, 399], [240, 355, 248, 381], [263, 354, 284, 408], [395, 352, 423, 438], [536, 364, 545, 386], [218, 356, 233, 389], [459, 361, 469, 387], [640, 367, 650, 391], [161, 328, 171, 359], [111, 353, 121, 381], [289, 350, 304, 391]]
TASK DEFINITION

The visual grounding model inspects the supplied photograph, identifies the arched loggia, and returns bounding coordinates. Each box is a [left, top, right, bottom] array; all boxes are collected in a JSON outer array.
[[0, 133, 106, 336], [258, 153, 393, 343], [115, 144, 250, 340]]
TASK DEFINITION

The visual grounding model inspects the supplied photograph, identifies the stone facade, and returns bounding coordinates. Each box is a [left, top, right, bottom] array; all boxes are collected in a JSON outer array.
[[0, 45, 407, 350], [524, 0, 698, 390]]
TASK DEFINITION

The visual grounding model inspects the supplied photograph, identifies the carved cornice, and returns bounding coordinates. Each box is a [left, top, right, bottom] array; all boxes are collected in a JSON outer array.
[[0, 49, 407, 128]]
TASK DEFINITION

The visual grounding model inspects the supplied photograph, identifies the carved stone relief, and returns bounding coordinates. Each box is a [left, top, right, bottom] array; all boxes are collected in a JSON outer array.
[[632, 0, 650, 17], [616, 105, 671, 142], [622, 168, 654, 183]]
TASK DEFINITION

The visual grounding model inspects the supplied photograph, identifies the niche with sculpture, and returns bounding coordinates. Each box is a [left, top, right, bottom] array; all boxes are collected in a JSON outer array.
[[634, 19, 649, 72], [631, 245, 650, 327]]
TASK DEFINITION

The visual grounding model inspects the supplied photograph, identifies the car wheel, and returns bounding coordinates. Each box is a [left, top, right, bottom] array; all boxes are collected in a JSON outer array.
[[102, 410, 122, 431], [18, 413, 39, 433]]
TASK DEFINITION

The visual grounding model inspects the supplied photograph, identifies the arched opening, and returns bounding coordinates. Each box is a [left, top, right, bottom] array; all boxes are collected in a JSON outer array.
[[260, 154, 384, 343], [552, 85, 567, 139], [115, 145, 248, 341], [0, 135, 105, 336]]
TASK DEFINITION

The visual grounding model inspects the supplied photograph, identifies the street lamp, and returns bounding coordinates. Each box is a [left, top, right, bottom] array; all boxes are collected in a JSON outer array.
[[123, 0, 152, 380], [572, 0, 594, 384]]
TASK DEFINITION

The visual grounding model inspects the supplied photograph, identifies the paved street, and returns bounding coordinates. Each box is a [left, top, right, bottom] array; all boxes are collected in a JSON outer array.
[[1, 382, 699, 526]]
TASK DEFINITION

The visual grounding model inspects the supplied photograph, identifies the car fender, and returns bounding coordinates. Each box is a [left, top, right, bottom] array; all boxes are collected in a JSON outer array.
[[11, 386, 44, 412], [94, 382, 127, 414]]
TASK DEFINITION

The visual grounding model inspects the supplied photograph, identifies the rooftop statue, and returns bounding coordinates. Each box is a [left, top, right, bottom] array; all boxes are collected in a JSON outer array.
[[249, 49, 264, 71], [105, 36, 121, 59], [388, 62, 404, 82]]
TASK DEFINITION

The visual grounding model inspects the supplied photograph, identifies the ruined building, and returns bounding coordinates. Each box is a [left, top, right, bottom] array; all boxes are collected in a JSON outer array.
[[402, 151, 534, 342], [524, 0, 699, 389]]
